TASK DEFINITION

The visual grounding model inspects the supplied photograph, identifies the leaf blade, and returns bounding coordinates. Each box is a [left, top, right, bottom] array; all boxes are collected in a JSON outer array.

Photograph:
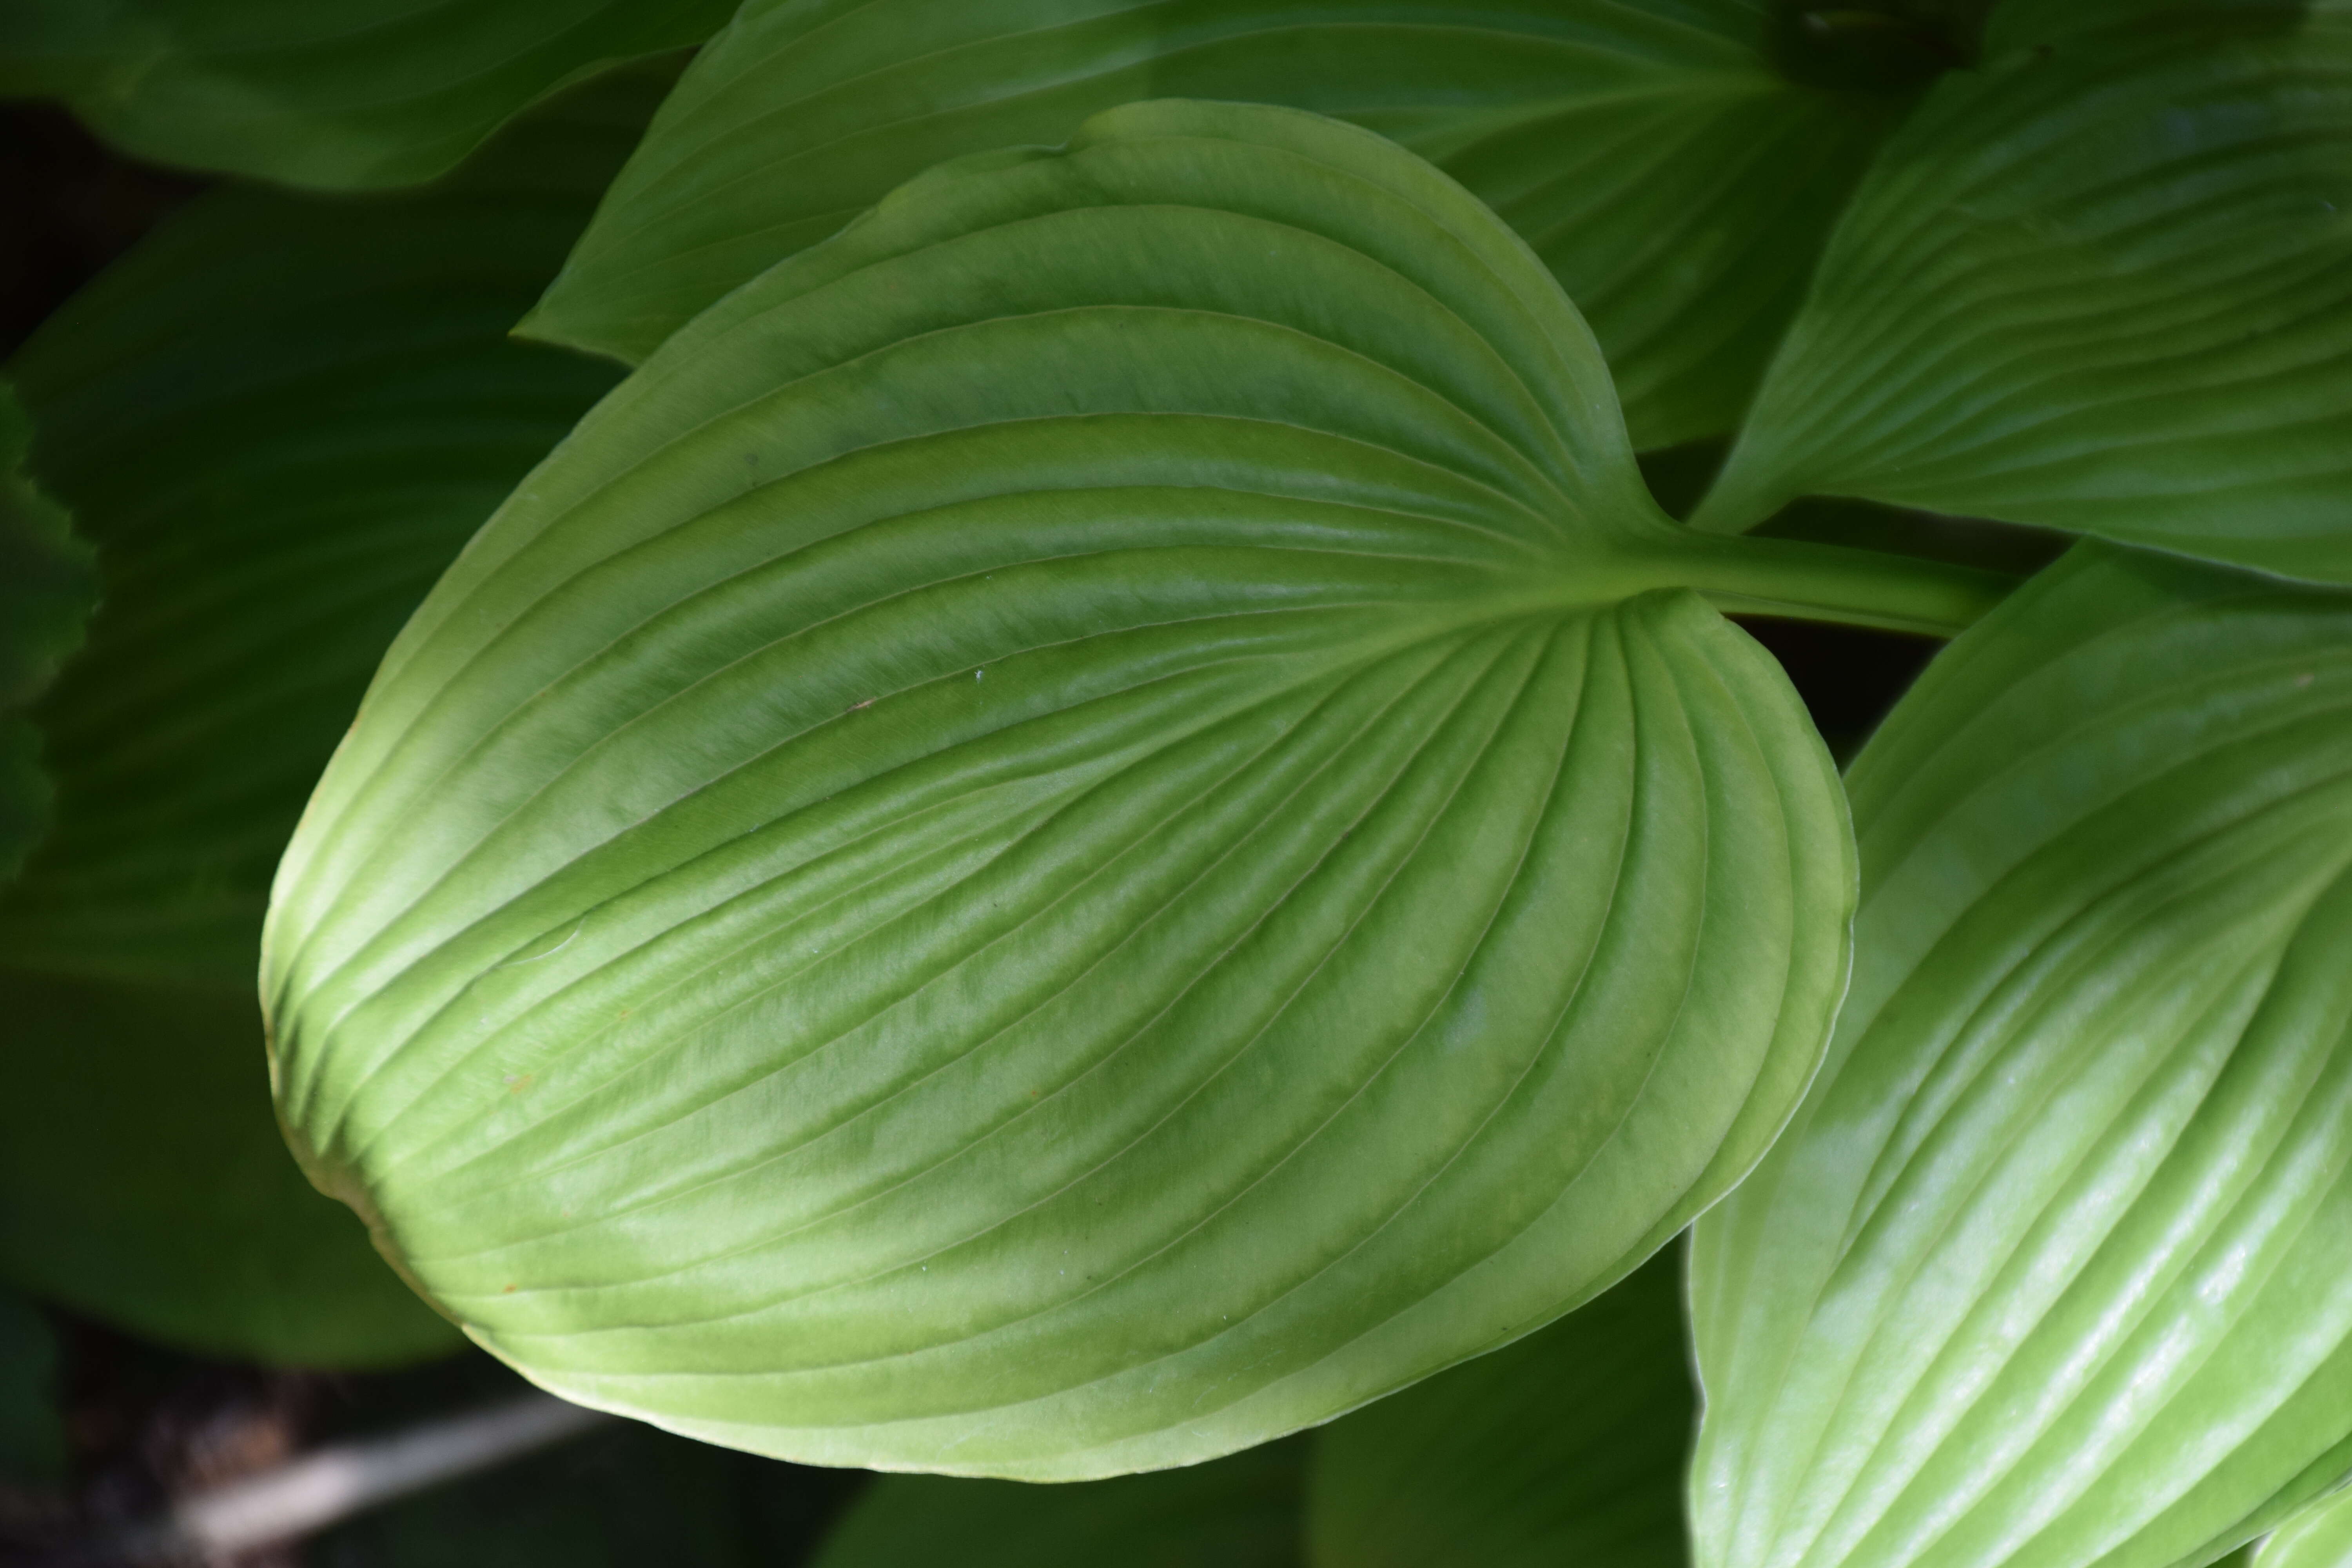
[[266, 100, 1852, 1476], [0, 5, 730, 188], [1691, 543, 2352, 1568], [519, 0, 1902, 449], [1693, 11, 2352, 584]]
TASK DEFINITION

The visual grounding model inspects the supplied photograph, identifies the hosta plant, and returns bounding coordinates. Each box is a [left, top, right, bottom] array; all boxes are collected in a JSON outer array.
[[2, 0, 2349, 1563]]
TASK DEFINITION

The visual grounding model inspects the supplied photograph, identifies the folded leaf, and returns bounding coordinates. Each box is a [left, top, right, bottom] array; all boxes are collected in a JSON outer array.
[[266, 101, 1860, 1477], [1691, 544, 2352, 1568], [1691, 10, 2352, 585], [0, 69, 662, 1366], [0, 383, 94, 887], [1308, 1238, 1694, 1568], [519, 0, 1909, 449], [0, 4, 728, 188], [816, 1440, 1303, 1567]]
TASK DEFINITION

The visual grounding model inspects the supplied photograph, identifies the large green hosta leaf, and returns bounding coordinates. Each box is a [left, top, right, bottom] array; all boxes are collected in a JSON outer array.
[[817, 1441, 1304, 1567], [517, 0, 1911, 449], [1308, 1238, 1695, 1567], [265, 100, 1879, 1478], [1690, 7, 2352, 584], [0, 2, 730, 188], [0, 71, 662, 1366], [0, 384, 94, 887], [1690, 544, 2352, 1568]]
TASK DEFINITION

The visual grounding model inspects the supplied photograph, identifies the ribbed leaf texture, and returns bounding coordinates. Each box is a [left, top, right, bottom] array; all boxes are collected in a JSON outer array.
[[816, 1439, 1303, 1567], [0, 0, 730, 187], [1691, 6, 2352, 584], [265, 100, 1856, 1476], [1308, 1239, 1695, 1568], [0, 69, 662, 1366], [519, 0, 1907, 450], [1691, 543, 2352, 1568], [0, 383, 93, 886]]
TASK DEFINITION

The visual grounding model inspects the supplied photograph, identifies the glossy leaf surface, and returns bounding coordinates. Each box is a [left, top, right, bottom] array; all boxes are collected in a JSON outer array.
[[0, 72, 659, 1365], [520, 0, 1905, 449], [0, 2, 728, 189], [268, 101, 1856, 1477], [1309, 1239, 1695, 1568], [817, 1441, 1303, 1567], [0, 383, 93, 887], [1692, 9, 2352, 584], [1691, 544, 2352, 1568]]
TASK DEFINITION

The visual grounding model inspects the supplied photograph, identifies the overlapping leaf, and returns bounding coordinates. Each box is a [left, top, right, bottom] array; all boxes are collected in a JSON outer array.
[[1690, 7, 2352, 584], [0, 383, 94, 888], [266, 100, 1868, 1477], [1308, 1239, 1695, 1568], [817, 1441, 1303, 1567], [2256, 1487, 2352, 1568], [0, 70, 662, 1365], [1690, 544, 2352, 1568], [519, 0, 1912, 449], [0, 1, 729, 188]]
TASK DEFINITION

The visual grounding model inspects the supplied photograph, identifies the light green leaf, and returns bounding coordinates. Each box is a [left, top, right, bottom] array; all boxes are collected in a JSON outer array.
[[1690, 543, 2352, 1568], [1308, 1238, 1694, 1568], [518, 0, 1912, 450], [0, 69, 662, 1367], [1690, 10, 2352, 585], [817, 1441, 1303, 1568], [266, 100, 1871, 1478], [0, 4, 727, 189], [2258, 1488, 2352, 1568], [0, 382, 94, 888]]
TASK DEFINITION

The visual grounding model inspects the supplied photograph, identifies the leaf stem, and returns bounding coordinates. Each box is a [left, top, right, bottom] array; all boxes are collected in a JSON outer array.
[[1653, 529, 2018, 639]]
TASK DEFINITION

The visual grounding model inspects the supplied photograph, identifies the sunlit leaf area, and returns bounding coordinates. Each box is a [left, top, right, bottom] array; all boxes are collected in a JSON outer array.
[[2, 2, 2348, 1562]]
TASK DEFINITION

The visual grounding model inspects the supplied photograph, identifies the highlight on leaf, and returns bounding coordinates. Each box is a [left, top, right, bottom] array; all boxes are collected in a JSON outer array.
[[264, 98, 1879, 1477], [1691, 543, 2352, 1568]]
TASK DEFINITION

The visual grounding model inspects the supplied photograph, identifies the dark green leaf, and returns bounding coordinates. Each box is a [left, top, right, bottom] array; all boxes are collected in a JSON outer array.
[[519, 0, 1909, 449], [1691, 544, 2352, 1568], [0, 68, 662, 1366], [0, 382, 95, 887], [1691, 9, 2352, 585], [266, 101, 1861, 1477], [815, 1441, 1303, 1568], [0, 1286, 63, 1486], [0, 5, 728, 189], [0, 971, 460, 1366], [1308, 1239, 1693, 1568]]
